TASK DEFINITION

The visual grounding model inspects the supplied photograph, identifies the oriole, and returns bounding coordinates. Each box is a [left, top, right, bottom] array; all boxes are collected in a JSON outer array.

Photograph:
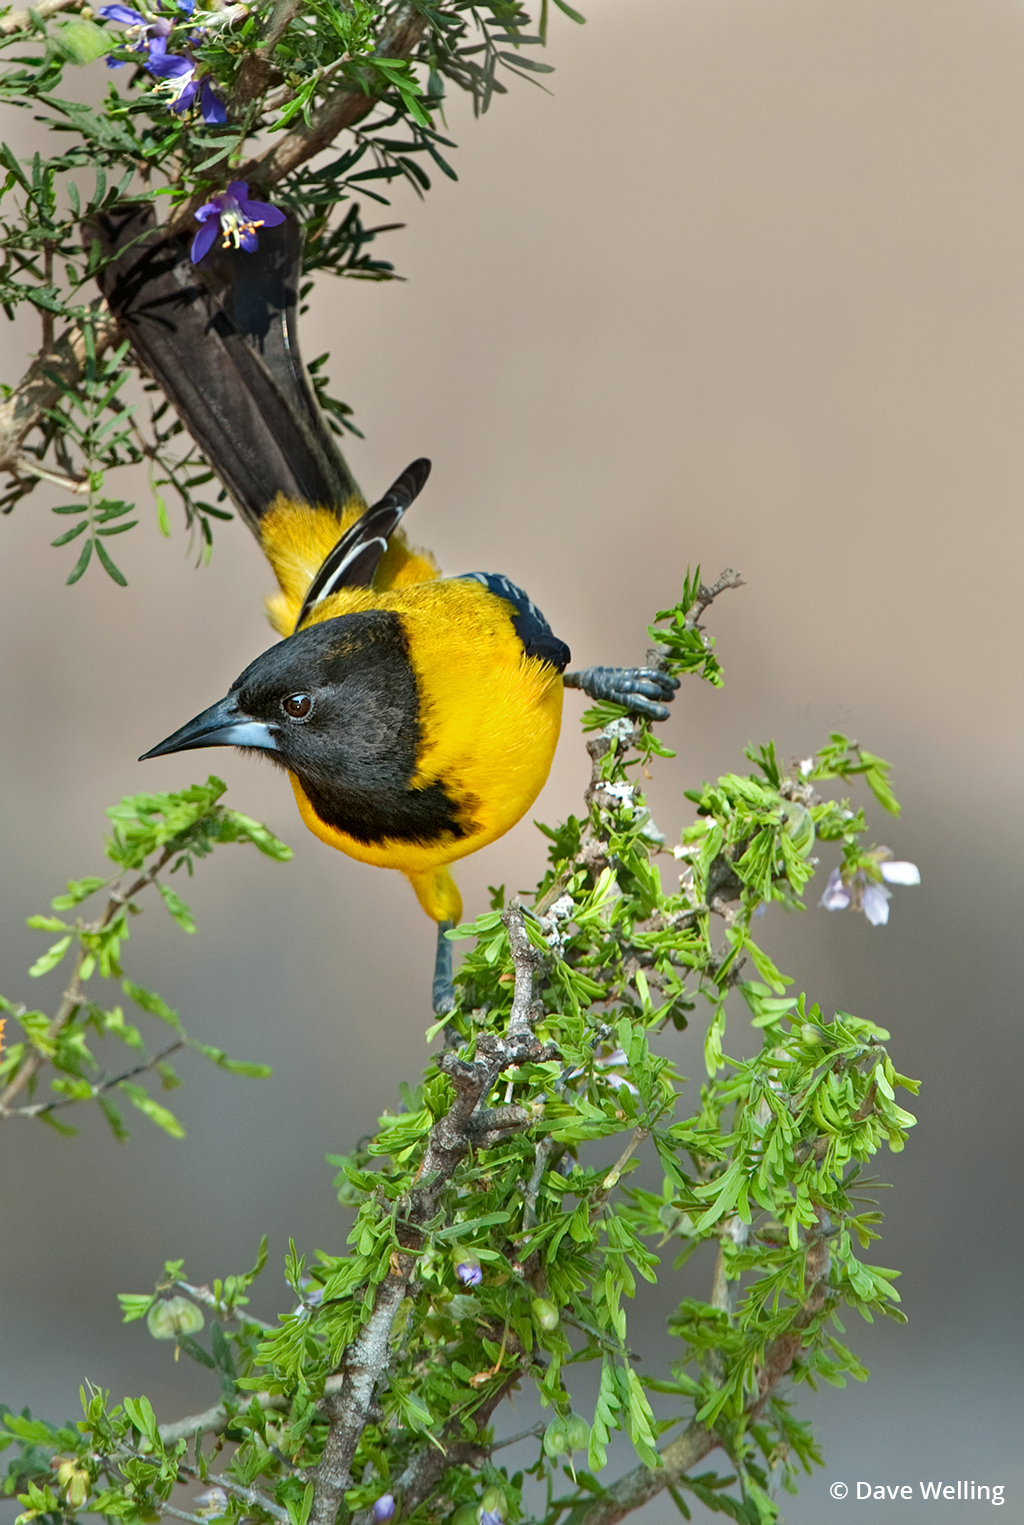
[[92, 206, 677, 1009]]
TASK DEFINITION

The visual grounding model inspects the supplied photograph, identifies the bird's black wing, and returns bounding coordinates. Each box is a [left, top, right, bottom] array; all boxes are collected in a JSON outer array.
[[294, 459, 432, 626], [88, 204, 361, 534], [460, 573, 571, 670]]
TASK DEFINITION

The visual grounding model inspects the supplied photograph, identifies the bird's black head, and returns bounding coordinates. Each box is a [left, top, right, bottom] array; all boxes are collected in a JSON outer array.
[[141, 609, 468, 847]]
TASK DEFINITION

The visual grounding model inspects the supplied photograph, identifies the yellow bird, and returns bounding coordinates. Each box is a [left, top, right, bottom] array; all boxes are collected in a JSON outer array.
[[93, 206, 677, 1010]]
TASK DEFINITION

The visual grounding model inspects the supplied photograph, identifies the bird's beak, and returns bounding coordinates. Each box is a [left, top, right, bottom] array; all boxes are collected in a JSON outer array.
[[139, 693, 278, 761]]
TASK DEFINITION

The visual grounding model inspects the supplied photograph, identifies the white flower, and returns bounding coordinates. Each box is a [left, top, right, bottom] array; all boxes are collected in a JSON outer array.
[[820, 853, 920, 927]]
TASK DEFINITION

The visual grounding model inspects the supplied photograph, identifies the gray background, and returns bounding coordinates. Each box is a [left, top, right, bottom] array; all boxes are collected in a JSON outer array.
[[2, 1, 1022, 1519]]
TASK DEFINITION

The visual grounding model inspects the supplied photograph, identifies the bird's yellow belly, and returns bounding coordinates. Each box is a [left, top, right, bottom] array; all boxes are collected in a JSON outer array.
[[287, 662, 562, 875]]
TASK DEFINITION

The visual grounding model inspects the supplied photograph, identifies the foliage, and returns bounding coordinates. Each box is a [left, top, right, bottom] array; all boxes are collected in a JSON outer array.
[[0, 589, 918, 1524], [0, 776, 288, 1137], [0, 0, 584, 577]]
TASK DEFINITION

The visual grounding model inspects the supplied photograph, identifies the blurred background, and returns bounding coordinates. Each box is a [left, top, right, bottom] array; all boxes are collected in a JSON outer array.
[[2, 0, 1023, 1519]]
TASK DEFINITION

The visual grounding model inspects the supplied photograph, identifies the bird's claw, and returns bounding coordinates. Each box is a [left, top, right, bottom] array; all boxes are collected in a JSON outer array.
[[563, 665, 680, 721]]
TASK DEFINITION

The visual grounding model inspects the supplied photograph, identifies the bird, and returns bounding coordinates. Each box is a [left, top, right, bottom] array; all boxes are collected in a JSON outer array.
[[91, 204, 678, 1011]]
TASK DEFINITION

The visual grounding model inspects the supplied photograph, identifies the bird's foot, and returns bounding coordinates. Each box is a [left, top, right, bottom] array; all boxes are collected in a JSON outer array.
[[563, 665, 680, 721]]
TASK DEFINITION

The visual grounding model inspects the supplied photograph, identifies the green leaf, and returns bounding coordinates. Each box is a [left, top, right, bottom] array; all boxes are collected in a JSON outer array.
[[94, 537, 128, 586], [122, 979, 181, 1029], [158, 882, 196, 933], [28, 934, 72, 977], [118, 1081, 185, 1138], [52, 19, 110, 65], [65, 536, 93, 584]]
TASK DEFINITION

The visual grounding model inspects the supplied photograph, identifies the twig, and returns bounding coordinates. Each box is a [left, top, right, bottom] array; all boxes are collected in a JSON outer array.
[[593, 1125, 648, 1207], [0, 311, 119, 485], [0, 847, 175, 1112], [1, 1039, 184, 1120], [391, 1365, 529, 1516], [308, 951, 547, 1525], [1, 6, 428, 476], [0, 0, 78, 34], [577, 1215, 834, 1525], [501, 901, 544, 1038], [172, 1280, 276, 1333], [157, 1392, 288, 1447], [691, 568, 745, 626], [160, 1508, 207, 1525], [163, 3, 429, 241], [8, 452, 88, 493]]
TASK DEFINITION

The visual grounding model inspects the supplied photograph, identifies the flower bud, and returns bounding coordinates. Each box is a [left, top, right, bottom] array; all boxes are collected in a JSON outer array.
[[564, 1414, 591, 1452], [781, 803, 815, 859], [531, 1297, 559, 1331], [479, 1489, 506, 1520], [543, 1418, 569, 1458], [147, 1295, 204, 1340], [372, 1494, 395, 1522], [56, 1461, 90, 1509]]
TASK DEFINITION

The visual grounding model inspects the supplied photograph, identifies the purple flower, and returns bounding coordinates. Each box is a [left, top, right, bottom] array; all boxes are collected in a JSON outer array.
[[820, 854, 920, 927], [100, 3, 172, 67], [480, 1514, 503, 1525], [146, 50, 224, 121], [190, 180, 286, 264], [371, 1496, 395, 1523], [455, 1262, 482, 1287]]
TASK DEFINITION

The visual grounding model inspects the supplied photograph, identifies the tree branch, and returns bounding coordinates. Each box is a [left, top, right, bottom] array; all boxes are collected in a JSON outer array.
[[308, 918, 547, 1525], [1, 6, 429, 483], [0, 845, 176, 1113], [2, 1039, 184, 1120], [0, 0, 78, 35], [0, 312, 119, 484]]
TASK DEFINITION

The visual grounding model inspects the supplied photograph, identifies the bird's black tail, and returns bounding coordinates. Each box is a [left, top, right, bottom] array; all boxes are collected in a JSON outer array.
[[88, 204, 364, 535]]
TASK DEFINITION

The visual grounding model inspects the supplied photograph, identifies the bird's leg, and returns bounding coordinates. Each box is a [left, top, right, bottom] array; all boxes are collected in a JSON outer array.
[[432, 919, 456, 1015], [562, 666, 680, 721]]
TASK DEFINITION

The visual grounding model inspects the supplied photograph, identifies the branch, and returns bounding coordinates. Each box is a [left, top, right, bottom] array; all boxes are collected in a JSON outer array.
[[578, 1216, 834, 1525], [691, 568, 745, 626], [1, 1039, 184, 1120], [391, 1365, 529, 1517], [1, 8, 428, 478], [0, 0, 78, 34], [0, 312, 119, 482], [308, 925, 547, 1525], [163, 4, 429, 240], [0, 844, 176, 1113]]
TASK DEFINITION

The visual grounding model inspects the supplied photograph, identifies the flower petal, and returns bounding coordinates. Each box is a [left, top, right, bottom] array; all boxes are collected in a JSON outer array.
[[238, 196, 286, 228], [819, 868, 851, 911], [98, 4, 147, 22], [880, 860, 920, 886], [200, 77, 226, 124], [106, 54, 127, 66], [238, 226, 259, 252], [190, 219, 220, 264], [225, 179, 250, 201], [371, 1497, 395, 1524], [147, 49, 192, 76], [862, 883, 891, 926]]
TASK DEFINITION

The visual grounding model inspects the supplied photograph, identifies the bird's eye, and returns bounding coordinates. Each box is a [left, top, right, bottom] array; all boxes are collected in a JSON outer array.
[[282, 693, 313, 720]]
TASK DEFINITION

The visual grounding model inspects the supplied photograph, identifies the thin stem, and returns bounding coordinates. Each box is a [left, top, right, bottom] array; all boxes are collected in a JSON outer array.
[[0, 846, 175, 1112], [3, 1039, 184, 1120]]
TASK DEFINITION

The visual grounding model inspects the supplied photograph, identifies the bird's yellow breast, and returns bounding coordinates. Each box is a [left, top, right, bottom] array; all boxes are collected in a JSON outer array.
[[290, 578, 563, 883]]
